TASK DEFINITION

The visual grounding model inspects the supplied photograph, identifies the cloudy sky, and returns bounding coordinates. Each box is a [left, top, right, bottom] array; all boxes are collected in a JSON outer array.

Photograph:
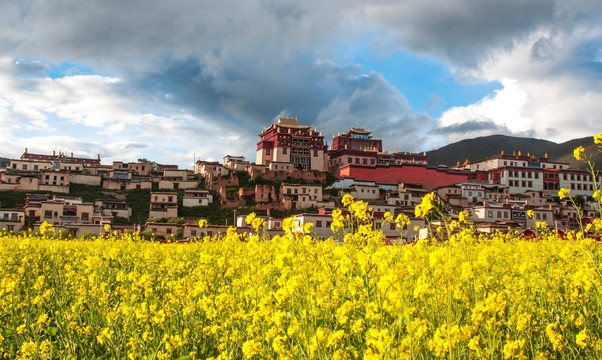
[[1, 0, 601, 167]]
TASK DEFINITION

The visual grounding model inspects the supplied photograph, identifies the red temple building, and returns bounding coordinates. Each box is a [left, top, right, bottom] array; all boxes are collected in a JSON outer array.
[[327, 127, 427, 176], [256, 117, 327, 171]]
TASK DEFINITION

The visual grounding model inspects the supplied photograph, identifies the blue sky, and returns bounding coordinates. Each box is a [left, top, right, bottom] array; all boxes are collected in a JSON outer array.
[[1, 0, 601, 167], [353, 51, 502, 118]]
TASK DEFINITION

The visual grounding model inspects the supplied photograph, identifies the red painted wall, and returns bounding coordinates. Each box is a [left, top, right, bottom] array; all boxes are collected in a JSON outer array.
[[338, 164, 469, 187]]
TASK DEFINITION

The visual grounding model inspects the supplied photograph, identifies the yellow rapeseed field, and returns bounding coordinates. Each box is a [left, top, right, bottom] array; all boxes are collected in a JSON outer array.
[[0, 134, 600, 359], [1, 211, 601, 359]]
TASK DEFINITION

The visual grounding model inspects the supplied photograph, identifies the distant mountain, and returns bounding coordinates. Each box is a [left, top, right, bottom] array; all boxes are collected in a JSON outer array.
[[0, 157, 10, 168], [426, 134, 601, 170]]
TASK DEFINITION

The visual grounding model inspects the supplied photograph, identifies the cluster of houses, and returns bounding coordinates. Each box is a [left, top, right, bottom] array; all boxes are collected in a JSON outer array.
[[1, 116, 600, 241]]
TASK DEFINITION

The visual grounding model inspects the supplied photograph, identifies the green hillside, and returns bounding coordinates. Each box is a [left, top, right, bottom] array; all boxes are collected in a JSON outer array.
[[427, 134, 601, 170]]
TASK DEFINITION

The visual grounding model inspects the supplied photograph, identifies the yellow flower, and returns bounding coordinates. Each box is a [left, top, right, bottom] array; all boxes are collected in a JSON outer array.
[[96, 328, 114, 345], [468, 336, 480, 351], [395, 214, 410, 228], [103, 223, 111, 232], [383, 211, 393, 222], [39, 221, 54, 235], [16, 324, 27, 334], [526, 209, 534, 218], [245, 212, 256, 226], [576, 328, 588, 349], [458, 210, 469, 223], [342, 194, 354, 207], [251, 217, 266, 232], [282, 216, 296, 236], [198, 218, 208, 228], [545, 323, 564, 351], [303, 222, 314, 234], [593, 189, 600, 199], [242, 339, 262, 358], [573, 146, 585, 160], [415, 192, 438, 218], [558, 188, 570, 200], [330, 209, 344, 233], [20, 341, 37, 358], [594, 133, 602, 144]]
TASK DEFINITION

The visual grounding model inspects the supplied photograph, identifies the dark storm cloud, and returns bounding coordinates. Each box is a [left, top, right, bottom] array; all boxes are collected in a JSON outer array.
[[14, 60, 48, 78], [435, 119, 503, 135], [366, 0, 601, 67], [314, 72, 440, 152], [124, 55, 433, 151]]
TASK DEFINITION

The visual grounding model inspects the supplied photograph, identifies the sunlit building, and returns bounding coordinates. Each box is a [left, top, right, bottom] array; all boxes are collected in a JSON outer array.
[[256, 117, 327, 171]]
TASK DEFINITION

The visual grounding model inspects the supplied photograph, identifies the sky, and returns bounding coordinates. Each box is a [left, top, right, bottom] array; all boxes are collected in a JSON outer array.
[[1, 0, 601, 168]]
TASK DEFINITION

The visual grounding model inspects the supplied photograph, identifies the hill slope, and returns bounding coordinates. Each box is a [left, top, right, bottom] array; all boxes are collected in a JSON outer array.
[[427, 135, 601, 170]]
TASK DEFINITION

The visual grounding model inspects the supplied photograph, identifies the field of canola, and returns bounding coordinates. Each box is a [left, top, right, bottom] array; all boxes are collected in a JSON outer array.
[[1, 217, 601, 360], [1, 135, 602, 359]]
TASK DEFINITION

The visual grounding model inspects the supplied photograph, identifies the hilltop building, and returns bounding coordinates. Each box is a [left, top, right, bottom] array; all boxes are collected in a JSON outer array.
[[463, 152, 600, 196], [327, 128, 427, 176], [20, 149, 101, 166], [256, 117, 327, 171]]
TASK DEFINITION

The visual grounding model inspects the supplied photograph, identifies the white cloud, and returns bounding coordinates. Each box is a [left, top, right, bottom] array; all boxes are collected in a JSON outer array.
[[439, 25, 602, 143], [0, 57, 246, 166], [437, 79, 531, 142]]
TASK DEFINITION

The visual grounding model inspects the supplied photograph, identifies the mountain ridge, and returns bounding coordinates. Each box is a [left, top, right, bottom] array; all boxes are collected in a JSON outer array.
[[426, 134, 601, 170]]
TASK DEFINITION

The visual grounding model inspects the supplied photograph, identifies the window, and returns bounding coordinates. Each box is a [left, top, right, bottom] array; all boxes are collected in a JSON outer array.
[[22, 164, 27, 170], [390, 223, 396, 230], [81, 212, 89, 221], [488, 211, 493, 218], [316, 220, 322, 227], [44, 210, 52, 218], [283, 148, 287, 155]]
